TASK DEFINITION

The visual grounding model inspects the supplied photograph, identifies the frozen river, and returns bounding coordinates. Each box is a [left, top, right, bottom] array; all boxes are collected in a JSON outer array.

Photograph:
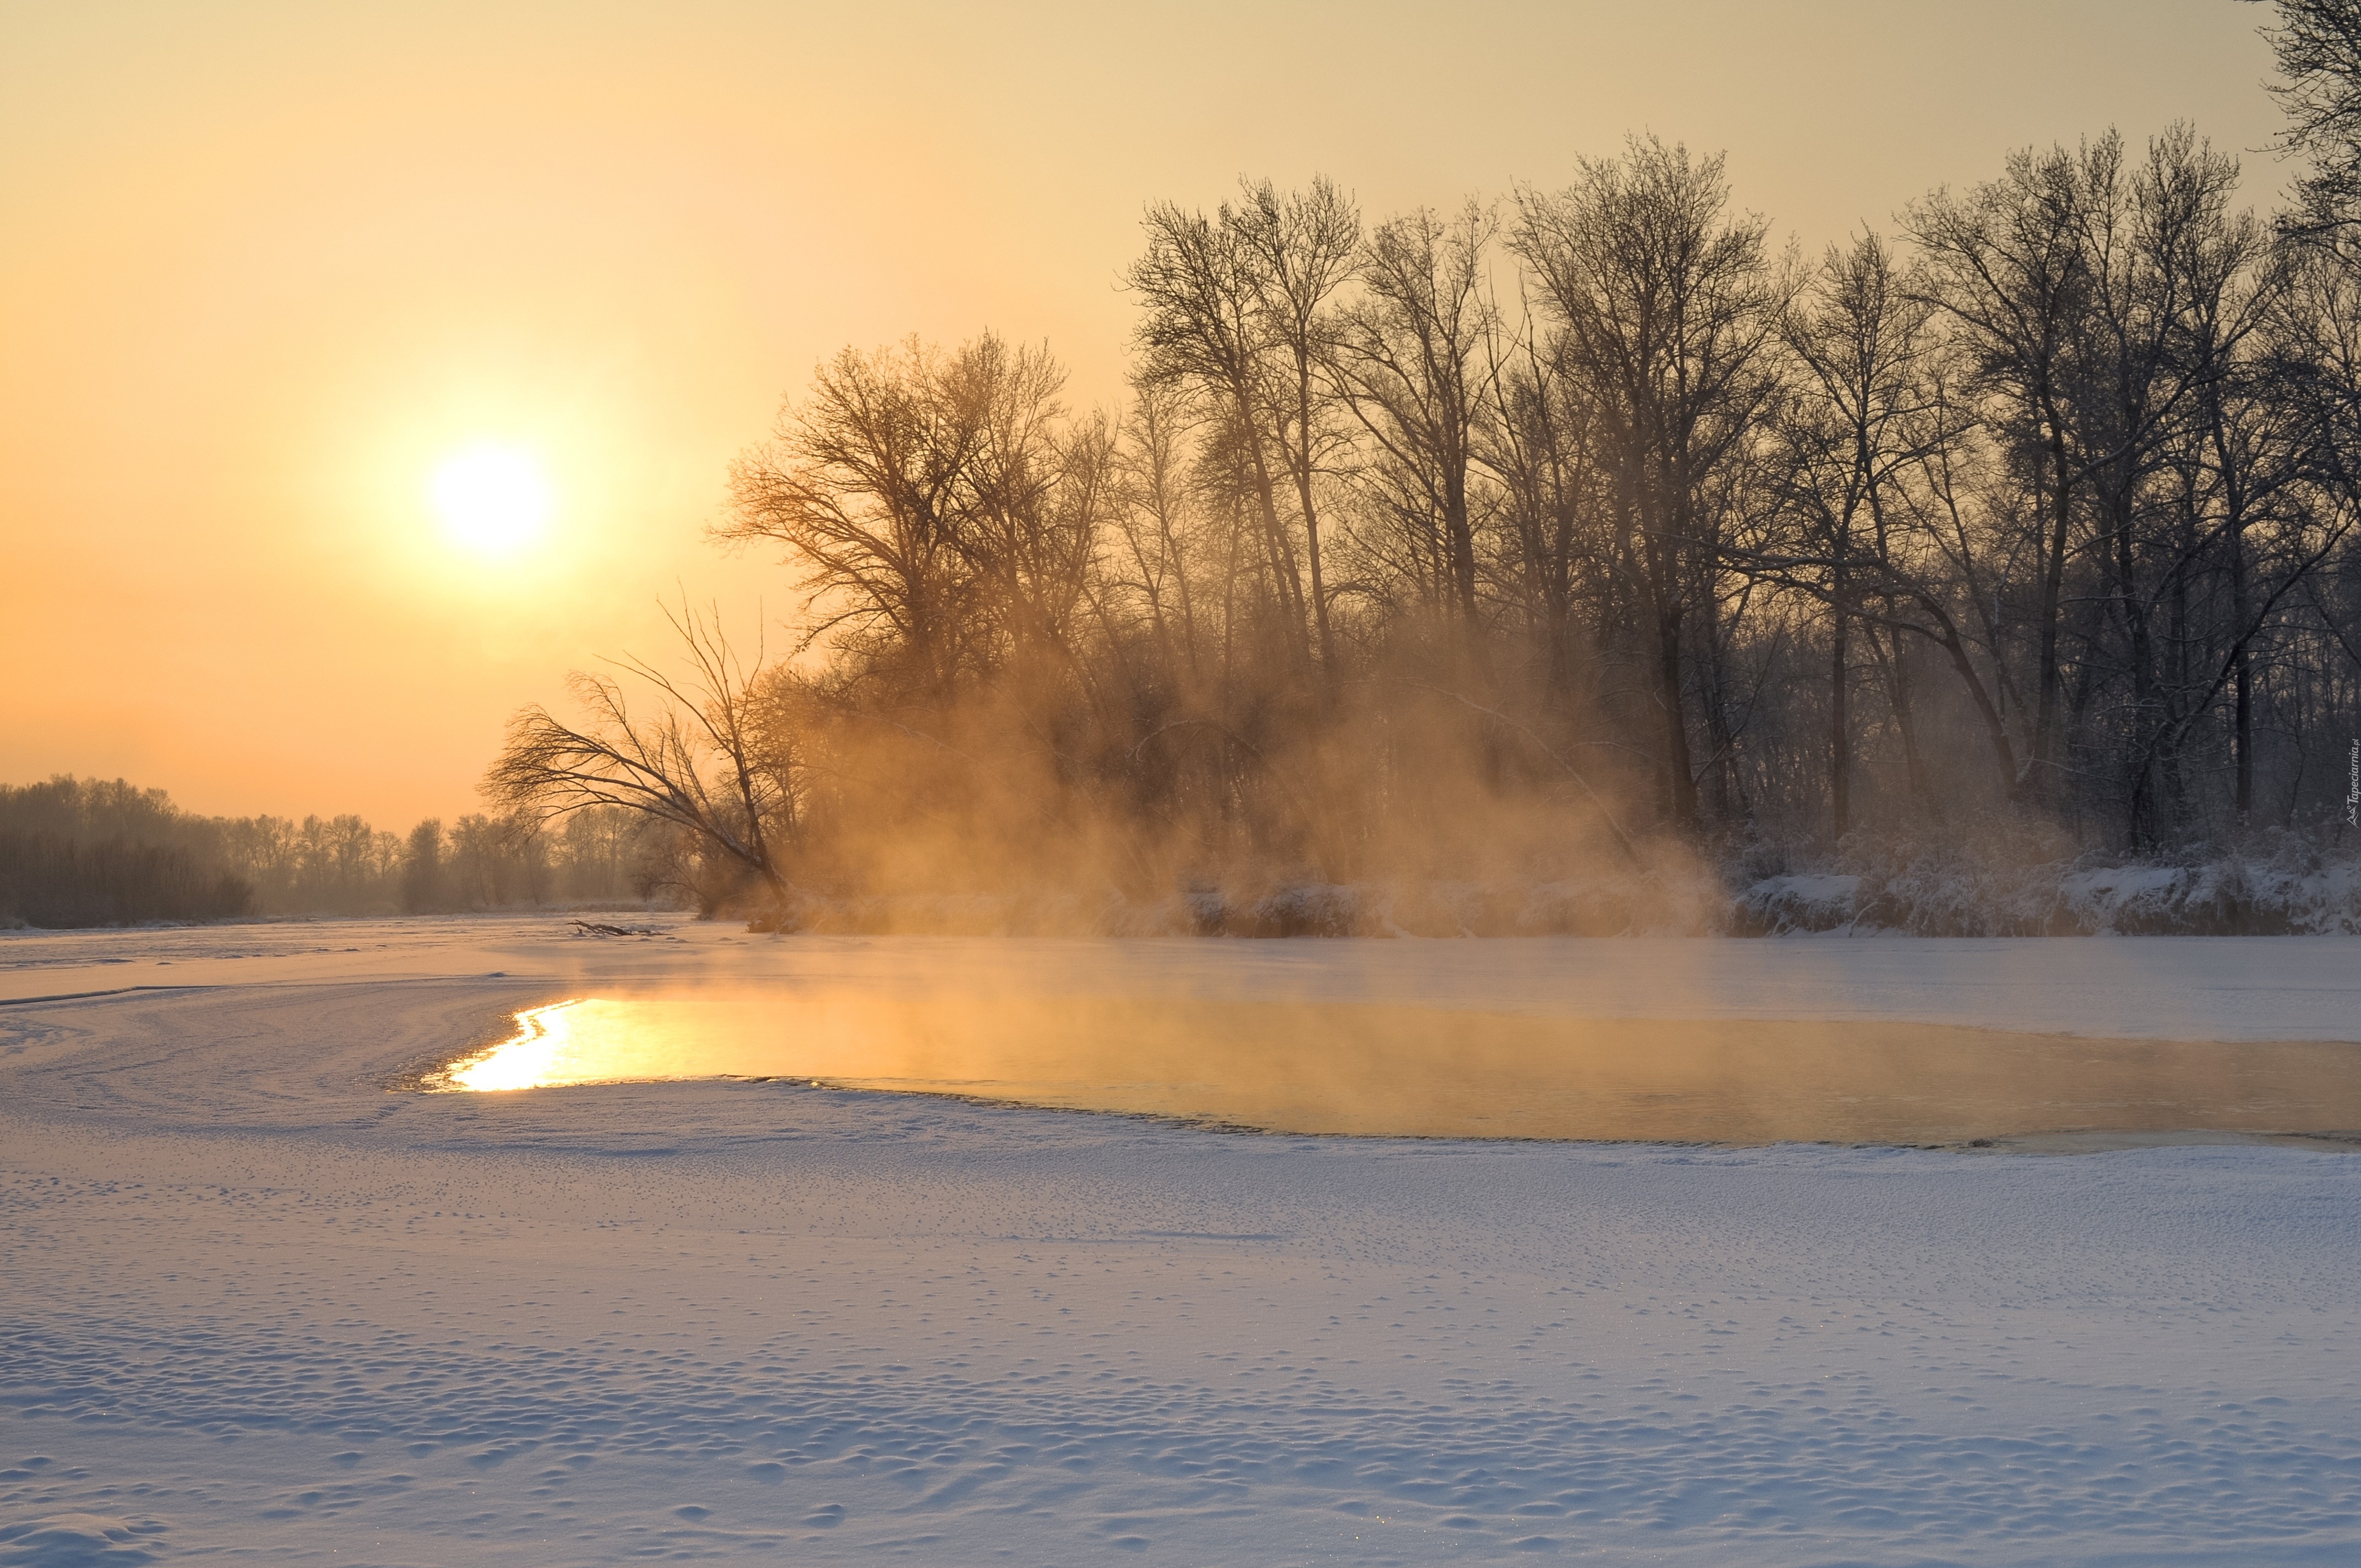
[[2, 916, 2357, 1564]]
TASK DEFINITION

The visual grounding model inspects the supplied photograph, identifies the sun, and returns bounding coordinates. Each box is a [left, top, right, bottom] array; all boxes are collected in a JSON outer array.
[[430, 445, 550, 554]]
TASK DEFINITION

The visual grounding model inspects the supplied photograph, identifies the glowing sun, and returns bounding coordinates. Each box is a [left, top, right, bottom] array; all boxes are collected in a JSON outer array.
[[431, 445, 550, 553]]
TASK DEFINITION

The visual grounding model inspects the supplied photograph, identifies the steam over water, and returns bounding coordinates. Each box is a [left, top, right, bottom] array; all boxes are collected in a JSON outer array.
[[439, 993, 2361, 1145]]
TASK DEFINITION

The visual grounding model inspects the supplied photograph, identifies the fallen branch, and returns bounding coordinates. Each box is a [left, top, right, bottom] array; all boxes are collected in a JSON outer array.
[[569, 919, 659, 938]]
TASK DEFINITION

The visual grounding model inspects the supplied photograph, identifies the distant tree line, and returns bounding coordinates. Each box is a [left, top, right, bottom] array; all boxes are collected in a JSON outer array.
[[491, 30, 2361, 918], [0, 776, 666, 928]]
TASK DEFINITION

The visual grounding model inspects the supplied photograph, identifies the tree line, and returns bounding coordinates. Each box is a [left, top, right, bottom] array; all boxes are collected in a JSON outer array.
[[493, 80, 2361, 919], [0, 776, 662, 927]]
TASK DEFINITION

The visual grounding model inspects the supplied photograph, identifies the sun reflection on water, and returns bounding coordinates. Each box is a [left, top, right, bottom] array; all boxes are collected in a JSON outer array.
[[447, 1000, 583, 1091]]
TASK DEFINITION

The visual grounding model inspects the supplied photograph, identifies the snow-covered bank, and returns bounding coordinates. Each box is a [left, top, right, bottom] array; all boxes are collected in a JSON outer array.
[[3, 920, 2359, 1564], [11, 836, 2360, 938], [742, 848, 2361, 938], [1732, 849, 2361, 937]]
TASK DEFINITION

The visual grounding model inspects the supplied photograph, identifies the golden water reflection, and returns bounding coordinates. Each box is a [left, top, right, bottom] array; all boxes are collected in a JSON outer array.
[[437, 995, 2361, 1145]]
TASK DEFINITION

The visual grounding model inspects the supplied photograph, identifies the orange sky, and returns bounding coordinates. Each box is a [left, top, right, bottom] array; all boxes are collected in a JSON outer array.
[[0, 1, 2288, 827]]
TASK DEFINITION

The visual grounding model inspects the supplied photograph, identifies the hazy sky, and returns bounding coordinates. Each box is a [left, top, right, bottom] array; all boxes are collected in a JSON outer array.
[[0, 1, 2291, 826]]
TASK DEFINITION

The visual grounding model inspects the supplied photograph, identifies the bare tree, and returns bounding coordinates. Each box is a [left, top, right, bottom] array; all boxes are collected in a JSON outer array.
[[1232, 176, 1362, 675], [1771, 232, 1947, 835], [2251, 0, 2361, 234], [723, 339, 982, 697], [1907, 143, 2101, 801], [1131, 179, 1360, 681], [1481, 315, 1616, 720], [722, 333, 1107, 704], [940, 335, 1102, 678], [484, 603, 801, 911], [1514, 136, 1787, 832], [1130, 200, 1314, 671], [1105, 374, 1207, 687], [1332, 200, 1499, 629]]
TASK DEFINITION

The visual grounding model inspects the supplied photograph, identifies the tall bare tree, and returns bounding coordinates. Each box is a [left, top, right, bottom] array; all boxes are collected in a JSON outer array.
[[1130, 200, 1314, 671], [1514, 136, 1787, 832], [1232, 177, 1362, 674], [1772, 232, 1946, 836], [1907, 144, 2099, 800], [1332, 200, 1499, 629]]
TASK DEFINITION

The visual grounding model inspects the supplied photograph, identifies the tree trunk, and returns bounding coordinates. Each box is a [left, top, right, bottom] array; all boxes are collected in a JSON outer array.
[[2115, 487, 2158, 847], [2232, 515, 2254, 823], [1444, 463, 1478, 624], [2026, 416, 2074, 801], [1884, 631, 1938, 824], [1242, 432, 1311, 669], [1290, 361, 1339, 677], [1656, 595, 1699, 831], [1830, 557, 1851, 841]]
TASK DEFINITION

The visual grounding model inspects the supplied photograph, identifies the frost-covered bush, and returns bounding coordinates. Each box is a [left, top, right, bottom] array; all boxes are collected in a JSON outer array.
[[1722, 821, 2361, 936]]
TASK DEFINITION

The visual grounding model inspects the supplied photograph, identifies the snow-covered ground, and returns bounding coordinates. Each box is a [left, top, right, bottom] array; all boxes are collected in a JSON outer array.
[[3, 917, 2358, 1565]]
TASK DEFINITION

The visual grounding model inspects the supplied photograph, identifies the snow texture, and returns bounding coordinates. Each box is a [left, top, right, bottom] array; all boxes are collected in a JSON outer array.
[[3, 917, 2359, 1564]]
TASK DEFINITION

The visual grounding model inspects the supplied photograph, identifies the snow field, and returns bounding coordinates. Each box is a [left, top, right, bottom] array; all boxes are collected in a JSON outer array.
[[2, 919, 2358, 1564]]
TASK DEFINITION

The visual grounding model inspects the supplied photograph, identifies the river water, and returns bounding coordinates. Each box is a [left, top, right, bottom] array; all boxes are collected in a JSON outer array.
[[438, 989, 2361, 1145]]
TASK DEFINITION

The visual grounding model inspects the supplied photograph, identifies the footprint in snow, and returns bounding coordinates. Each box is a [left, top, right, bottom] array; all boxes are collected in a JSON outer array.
[[0, 1514, 167, 1567]]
